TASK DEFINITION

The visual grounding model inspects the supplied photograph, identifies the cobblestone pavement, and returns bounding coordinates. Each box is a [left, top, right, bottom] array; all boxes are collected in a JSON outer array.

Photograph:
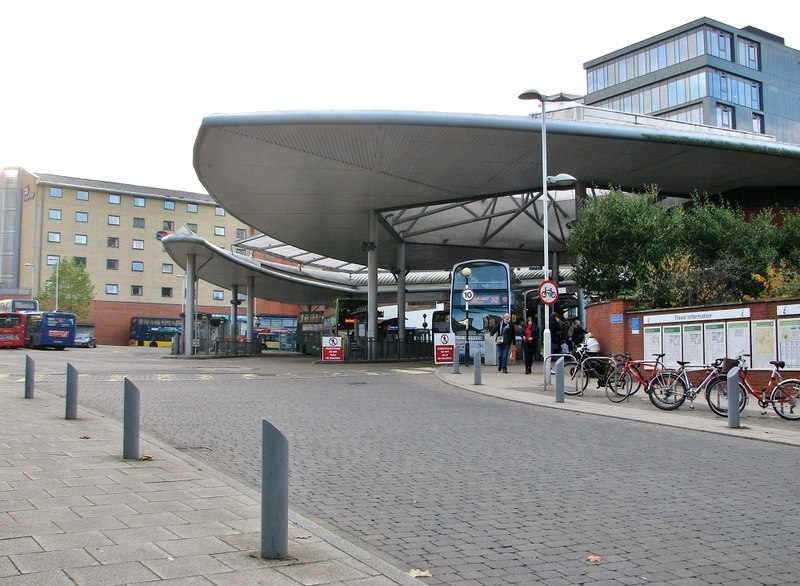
[[2, 348, 800, 585]]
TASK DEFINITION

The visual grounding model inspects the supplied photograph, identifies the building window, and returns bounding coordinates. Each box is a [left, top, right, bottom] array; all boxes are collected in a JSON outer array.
[[215, 207, 226, 216], [74, 234, 88, 245], [716, 103, 734, 129], [163, 220, 174, 231], [162, 263, 174, 274], [737, 38, 760, 70], [47, 255, 60, 266], [133, 217, 145, 228], [234, 247, 247, 255], [106, 284, 119, 295], [131, 261, 144, 272], [133, 197, 145, 207], [108, 215, 120, 226], [131, 285, 143, 296], [212, 290, 224, 300], [186, 223, 198, 232], [49, 187, 62, 198], [236, 228, 247, 239], [47, 231, 61, 243], [76, 211, 89, 223], [132, 239, 144, 250], [48, 209, 62, 220], [73, 257, 86, 267], [162, 287, 173, 298], [76, 190, 89, 201], [164, 200, 175, 211], [752, 113, 764, 134], [214, 226, 225, 236], [187, 203, 198, 213], [107, 259, 119, 270], [107, 236, 119, 248], [109, 193, 121, 204]]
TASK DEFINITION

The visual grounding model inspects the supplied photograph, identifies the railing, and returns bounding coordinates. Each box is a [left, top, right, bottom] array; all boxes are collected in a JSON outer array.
[[171, 336, 262, 357], [346, 337, 433, 361]]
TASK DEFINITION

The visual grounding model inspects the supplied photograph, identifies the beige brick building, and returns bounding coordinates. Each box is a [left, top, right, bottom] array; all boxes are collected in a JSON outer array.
[[1, 167, 300, 345]]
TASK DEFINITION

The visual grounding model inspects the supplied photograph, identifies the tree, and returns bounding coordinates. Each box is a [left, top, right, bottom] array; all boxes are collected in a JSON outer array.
[[567, 186, 680, 302], [37, 259, 95, 319]]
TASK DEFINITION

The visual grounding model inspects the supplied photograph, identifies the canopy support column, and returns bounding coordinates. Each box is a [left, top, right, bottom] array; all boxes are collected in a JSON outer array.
[[367, 210, 379, 360], [246, 276, 255, 343], [230, 285, 240, 339], [396, 243, 406, 342], [184, 254, 196, 356]]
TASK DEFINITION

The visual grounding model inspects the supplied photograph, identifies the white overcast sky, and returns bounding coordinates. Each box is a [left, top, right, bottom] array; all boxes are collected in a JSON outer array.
[[2, 1, 797, 194]]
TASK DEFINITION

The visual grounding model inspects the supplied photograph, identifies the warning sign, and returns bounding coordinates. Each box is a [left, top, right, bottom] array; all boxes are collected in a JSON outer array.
[[322, 336, 344, 362]]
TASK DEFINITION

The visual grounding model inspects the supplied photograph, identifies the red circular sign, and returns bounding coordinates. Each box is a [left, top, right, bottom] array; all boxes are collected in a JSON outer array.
[[538, 280, 559, 305]]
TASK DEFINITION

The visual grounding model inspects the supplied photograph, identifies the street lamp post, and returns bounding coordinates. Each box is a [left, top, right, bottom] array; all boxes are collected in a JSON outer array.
[[462, 266, 471, 366], [519, 89, 579, 385], [24, 263, 34, 297], [54, 258, 60, 311]]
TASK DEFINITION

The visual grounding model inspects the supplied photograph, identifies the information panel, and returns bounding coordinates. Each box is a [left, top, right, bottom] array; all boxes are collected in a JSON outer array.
[[682, 323, 703, 366], [662, 325, 682, 368], [726, 321, 751, 365], [704, 322, 726, 363], [643, 326, 662, 361], [777, 318, 800, 368], [751, 320, 776, 369]]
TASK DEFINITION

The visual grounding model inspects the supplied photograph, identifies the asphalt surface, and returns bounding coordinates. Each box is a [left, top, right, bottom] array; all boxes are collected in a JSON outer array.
[[2, 346, 800, 585]]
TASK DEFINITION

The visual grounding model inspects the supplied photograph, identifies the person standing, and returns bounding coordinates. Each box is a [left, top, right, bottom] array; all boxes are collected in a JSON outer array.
[[491, 313, 516, 373], [521, 316, 537, 374], [570, 319, 587, 351], [550, 313, 563, 355]]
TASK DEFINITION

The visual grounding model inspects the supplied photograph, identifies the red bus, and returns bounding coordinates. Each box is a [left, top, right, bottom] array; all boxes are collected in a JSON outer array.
[[0, 312, 25, 349]]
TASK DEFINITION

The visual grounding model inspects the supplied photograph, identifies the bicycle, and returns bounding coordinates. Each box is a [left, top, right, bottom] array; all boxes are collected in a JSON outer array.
[[646, 358, 727, 410], [566, 344, 616, 396], [705, 354, 800, 420], [604, 353, 667, 403]]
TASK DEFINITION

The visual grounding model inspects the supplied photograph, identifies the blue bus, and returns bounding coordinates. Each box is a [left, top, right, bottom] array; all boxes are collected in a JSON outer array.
[[23, 311, 76, 350], [449, 259, 514, 360], [0, 298, 39, 312], [129, 316, 182, 347]]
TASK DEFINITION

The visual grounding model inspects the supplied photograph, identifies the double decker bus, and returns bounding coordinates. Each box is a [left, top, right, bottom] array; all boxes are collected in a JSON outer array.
[[0, 312, 26, 349], [0, 298, 38, 312], [129, 316, 182, 347], [296, 310, 327, 354], [23, 311, 76, 349], [449, 259, 514, 360]]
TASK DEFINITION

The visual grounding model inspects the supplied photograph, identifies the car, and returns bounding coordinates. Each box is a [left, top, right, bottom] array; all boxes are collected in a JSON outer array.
[[74, 332, 97, 348]]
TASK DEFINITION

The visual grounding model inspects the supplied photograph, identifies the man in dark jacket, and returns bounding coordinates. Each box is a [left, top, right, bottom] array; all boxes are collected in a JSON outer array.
[[491, 313, 516, 373]]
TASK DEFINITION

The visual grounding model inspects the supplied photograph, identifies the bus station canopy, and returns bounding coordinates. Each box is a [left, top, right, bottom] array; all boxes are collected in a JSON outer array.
[[192, 109, 800, 273]]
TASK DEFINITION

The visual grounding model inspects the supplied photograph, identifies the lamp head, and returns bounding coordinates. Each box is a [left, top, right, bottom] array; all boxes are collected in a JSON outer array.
[[519, 89, 544, 101], [461, 267, 471, 278]]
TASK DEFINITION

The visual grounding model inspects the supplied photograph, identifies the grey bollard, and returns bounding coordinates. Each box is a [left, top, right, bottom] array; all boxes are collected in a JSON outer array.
[[261, 418, 289, 559], [24, 355, 34, 399], [555, 357, 565, 403], [452, 349, 460, 374], [123, 378, 141, 459], [66, 363, 78, 420], [474, 352, 482, 385], [727, 366, 740, 428]]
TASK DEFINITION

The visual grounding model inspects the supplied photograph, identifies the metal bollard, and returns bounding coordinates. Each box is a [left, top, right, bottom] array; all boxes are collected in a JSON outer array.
[[474, 352, 482, 385], [727, 366, 740, 428], [24, 355, 34, 399], [66, 363, 78, 420], [123, 378, 141, 459], [452, 348, 460, 374], [555, 357, 565, 403], [261, 418, 289, 559]]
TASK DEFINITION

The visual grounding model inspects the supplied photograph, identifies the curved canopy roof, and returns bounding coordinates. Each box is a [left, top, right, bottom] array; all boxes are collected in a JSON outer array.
[[194, 109, 800, 272]]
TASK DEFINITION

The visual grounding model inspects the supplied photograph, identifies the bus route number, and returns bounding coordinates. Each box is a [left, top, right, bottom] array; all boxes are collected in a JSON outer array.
[[538, 280, 559, 306]]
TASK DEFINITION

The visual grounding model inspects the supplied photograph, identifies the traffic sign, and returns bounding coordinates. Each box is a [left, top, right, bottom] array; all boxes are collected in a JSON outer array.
[[538, 280, 559, 305], [461, 288, 474, 302]]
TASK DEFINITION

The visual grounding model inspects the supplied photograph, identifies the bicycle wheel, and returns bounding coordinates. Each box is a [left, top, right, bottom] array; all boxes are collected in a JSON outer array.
[[705, 377, 747, 417], [770, 379, 800, 421], [647, 372, 687, 410], [565, 364, 584, 396], [605, 370, 632, 403]]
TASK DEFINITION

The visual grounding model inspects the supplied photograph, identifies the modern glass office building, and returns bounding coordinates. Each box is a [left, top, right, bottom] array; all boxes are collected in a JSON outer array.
[[583, 17, 800, 145]]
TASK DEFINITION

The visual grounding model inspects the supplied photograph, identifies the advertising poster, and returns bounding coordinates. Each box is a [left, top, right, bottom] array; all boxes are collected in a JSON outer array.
[[750, 320, 776, 369], [777, 318, 800, 368], [726, 321, 751, 365], [682, 323, 703, 366], [704, 322, 726, 362]]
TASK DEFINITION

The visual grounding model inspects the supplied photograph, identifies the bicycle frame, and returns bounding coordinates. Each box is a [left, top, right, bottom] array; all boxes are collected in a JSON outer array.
[[648, 359, 724, 410], [605, 353, 666, 403]]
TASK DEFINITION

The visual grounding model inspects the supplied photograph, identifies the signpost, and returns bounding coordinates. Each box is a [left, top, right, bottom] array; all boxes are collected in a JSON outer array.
[[538, 279, 559, 306], [322, 336, 344, 362]]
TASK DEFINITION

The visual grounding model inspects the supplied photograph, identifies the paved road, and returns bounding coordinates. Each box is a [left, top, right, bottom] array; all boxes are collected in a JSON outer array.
[[3, 347, 800, 585]]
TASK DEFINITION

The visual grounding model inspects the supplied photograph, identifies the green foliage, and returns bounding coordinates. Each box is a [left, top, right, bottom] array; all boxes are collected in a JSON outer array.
[[37, 259, 95, 319], [568, 188, 799, 309]]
